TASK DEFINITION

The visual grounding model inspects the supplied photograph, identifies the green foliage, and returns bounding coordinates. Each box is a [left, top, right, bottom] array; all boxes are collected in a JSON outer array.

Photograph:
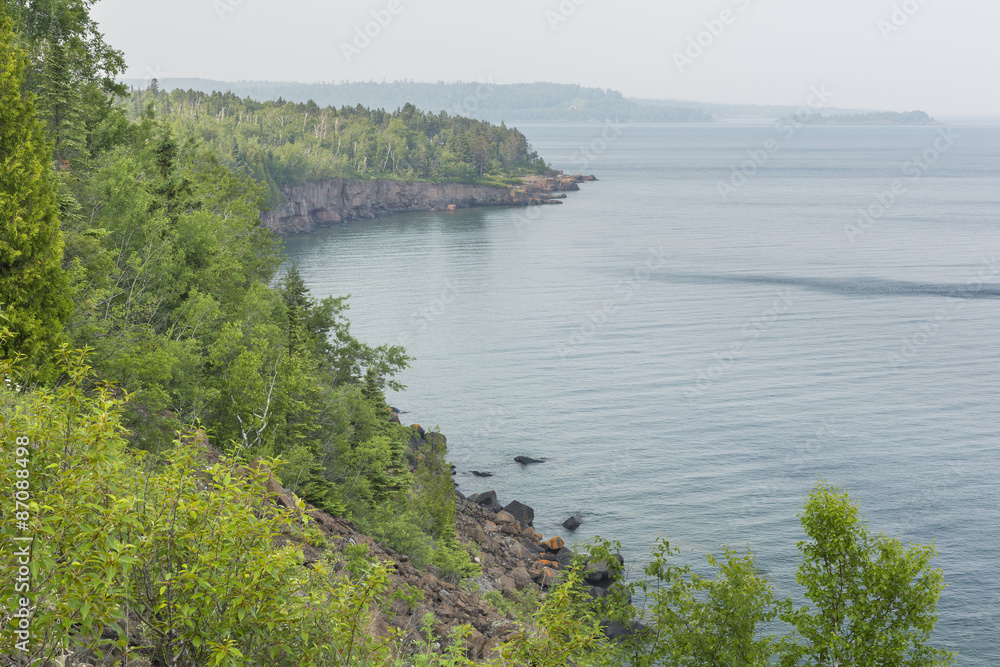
[[122, 87, 550, 207], [502, 566, 616, 667], [613, 537, 786, 666], [0, 14, 72, 380], [0, 346, 140, 664], [413, 431, 457, 541], [780, 482, 954, 667]]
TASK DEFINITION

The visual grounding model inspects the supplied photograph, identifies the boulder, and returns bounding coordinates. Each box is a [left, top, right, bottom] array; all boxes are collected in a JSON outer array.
[[585, 554, 624, 584], [503, 500, 535, 526], [411, 424, 426, 437], [511, 566, 534, 590], [471, 470, 493, 477], [482, 520, 499, 533], [540, 536, 564, 552], [494, 510, 516, 525], [498, 575, 517, 596], [474, 490, 502, 512], [519, 540, 545, 556], [562, 515, 582, 530], [469, 523, 487, 544], [465, 628, 489, 660], [514, 456, 545, 464]]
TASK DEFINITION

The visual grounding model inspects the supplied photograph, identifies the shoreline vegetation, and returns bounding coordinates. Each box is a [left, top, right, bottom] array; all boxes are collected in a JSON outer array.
[[0, 2, 955, 664]]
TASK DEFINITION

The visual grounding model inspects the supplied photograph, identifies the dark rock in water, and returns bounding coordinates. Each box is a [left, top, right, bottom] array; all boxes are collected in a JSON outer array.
[[585, 554, 624, 585], [600, 619, 650, 642], [474, 490, 502, 512], [562, 514, 582, 530], [514, 456, 545, 464], [504, 500, 535, 526], [471, 470, 493, 478]]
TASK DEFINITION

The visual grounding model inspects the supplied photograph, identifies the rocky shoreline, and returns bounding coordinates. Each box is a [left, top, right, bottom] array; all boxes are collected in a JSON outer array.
[[260, 172, 597, 234], [265, 422, 627, 660]]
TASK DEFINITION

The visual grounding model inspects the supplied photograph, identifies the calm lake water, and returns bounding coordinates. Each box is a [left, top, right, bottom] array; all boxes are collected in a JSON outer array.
[[283, 122, 1000, 663]]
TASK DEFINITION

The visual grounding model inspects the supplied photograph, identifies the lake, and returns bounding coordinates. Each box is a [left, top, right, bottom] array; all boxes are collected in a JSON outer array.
[[284, 121, 1000, 663]]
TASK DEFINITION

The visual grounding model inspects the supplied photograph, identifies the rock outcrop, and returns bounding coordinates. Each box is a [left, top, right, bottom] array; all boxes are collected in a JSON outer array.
[[260, 173, 596, 234]]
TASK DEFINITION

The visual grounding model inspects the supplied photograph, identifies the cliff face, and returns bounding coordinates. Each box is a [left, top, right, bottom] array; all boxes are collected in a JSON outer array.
[[261, 174, 595, 234]]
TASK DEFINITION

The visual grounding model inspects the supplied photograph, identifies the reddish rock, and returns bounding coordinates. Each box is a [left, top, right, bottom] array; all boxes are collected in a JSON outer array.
[[541, 536, 565, 552], [495, 510, 516, 525]]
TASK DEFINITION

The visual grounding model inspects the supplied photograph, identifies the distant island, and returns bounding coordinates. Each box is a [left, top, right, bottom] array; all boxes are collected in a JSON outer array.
[[777, 110, 936, 125]]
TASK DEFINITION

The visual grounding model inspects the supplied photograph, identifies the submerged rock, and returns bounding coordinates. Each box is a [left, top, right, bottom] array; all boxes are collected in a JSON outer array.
[[514, 456, 545, 465], [562, 515, 582, 530]]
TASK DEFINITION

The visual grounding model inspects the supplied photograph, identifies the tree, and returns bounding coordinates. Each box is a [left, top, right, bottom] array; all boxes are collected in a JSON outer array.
[[782, 482, 954, 666], [0, 14, 72, 380]]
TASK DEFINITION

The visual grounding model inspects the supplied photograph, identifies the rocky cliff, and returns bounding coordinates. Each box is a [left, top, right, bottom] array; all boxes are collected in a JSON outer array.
[[261, 173, 596, 234]]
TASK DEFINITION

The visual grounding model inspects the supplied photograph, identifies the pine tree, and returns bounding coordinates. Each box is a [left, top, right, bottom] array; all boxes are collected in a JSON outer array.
[[0, 14, 72, 379]]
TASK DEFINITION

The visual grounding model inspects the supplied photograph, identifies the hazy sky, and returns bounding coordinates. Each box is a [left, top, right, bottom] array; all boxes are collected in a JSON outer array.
[[93, 0, 999, 115]]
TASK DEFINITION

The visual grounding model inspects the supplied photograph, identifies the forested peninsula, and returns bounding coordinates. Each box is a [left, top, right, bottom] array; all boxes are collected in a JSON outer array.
[[0, 2, 954, 665]]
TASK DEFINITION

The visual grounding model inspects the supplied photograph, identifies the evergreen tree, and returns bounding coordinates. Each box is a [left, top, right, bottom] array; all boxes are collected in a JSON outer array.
[[0, 14, 72, 379]]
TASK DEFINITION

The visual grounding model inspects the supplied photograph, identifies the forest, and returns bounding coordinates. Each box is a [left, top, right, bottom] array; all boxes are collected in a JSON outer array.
[[123, 85, 551, 206], [0, 1, 954, 665], [125, 79, 715, 125]]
